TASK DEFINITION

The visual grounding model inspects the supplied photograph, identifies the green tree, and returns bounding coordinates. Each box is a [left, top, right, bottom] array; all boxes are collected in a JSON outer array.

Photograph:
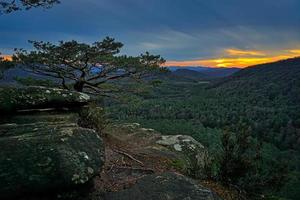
[[218, 124, 289, 198], [0, 0, 60, 14], [11, 37, 165, 94], [219, 127, 255, 184]]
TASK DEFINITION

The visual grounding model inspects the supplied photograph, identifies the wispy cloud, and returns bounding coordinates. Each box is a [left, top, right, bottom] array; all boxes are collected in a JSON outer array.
[[225, 49, 266, 56], [1, 0, 300, 63], [164, 48, 300, 68], [289, 49, 300, 54]]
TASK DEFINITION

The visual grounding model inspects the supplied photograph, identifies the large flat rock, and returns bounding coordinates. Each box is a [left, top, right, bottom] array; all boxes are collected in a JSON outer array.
[[104, 123, 209, 178], [0, 112, 105, 199]]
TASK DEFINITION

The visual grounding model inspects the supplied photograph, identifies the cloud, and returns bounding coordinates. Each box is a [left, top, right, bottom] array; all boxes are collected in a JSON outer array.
[[1, 0, 300, 64], [225, 49, 266, 56], [289, 49, 300, 54], [139, 42, 165, 51], [164, 48, 300, 68], [122, 26, 300, 62]]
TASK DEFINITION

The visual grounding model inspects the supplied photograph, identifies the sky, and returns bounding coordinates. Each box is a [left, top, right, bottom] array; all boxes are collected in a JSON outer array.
[[1, 0, 300, 68]]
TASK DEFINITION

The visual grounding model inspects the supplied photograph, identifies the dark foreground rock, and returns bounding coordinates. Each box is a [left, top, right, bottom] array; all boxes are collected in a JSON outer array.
[[0, 112, 105, 199], [105, 172, 220, 200], [0, 87, 105, 199]]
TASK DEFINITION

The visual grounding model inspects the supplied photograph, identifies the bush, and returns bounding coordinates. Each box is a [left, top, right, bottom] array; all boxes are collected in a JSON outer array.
[[216, 124, 289, 198], [78, 103, 108, 135]]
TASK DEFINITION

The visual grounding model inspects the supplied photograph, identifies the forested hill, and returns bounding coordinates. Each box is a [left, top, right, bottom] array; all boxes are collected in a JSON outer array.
[[167, 66, 240, 79], [213, 57, 300, 104], [106, 57, 300, 199], [209, 57, 300, 152], [171, 69, 209, 81]]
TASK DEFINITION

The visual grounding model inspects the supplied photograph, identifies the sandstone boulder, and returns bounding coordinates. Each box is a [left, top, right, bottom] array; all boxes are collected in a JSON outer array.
[[156, 135, 209, 178], [0, 86, 104, 199], [0, 112, 105, 199], [104, 123, 210, 178]]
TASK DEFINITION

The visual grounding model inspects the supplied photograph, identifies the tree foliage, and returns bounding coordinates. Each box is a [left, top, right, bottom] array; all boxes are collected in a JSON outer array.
[[219, 126, 256, 185], [218, 126, 289, 198], [0, 0, 60, 14], [105, 71, 299, 199], [11, 37, 165, 94]]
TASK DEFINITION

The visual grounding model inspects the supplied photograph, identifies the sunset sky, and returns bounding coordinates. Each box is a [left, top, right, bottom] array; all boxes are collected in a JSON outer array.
[[1, 0, 300, 68]]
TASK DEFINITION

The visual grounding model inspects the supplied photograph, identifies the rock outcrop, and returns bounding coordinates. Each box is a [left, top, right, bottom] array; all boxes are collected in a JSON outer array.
[[156, 135, 208, 178], [104, 123, 210, 178], [0, 86, 90, 113], [0, 87, 221, 200], [0, 86, 105, 199], [105, 172, 220, 200]]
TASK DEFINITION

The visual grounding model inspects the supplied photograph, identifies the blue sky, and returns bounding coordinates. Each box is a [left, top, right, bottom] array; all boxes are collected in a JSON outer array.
[[1, 0, 300, 67]]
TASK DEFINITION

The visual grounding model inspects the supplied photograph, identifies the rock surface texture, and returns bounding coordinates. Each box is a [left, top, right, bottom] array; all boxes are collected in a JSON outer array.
[[104, 123, 209, 178], [0, 86, 90, 113], [105, 172, 220, 200], [0, 87, 104, 199], [156, 134, 208, 178]]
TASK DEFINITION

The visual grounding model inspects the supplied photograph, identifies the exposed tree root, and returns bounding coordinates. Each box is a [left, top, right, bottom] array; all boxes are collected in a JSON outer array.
[[113, 149, 144, 166]]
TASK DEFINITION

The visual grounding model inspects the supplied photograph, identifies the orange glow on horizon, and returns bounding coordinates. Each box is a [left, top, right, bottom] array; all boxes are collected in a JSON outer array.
[[1, 55, 12, 61], [2, 49, 300, 68], [163, 48, 300, 68]]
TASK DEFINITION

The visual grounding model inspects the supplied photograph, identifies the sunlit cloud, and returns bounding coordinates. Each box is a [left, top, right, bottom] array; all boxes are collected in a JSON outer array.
[[164, 48, 300, 68], [289, 49, 300, 54], [225, 49, 266, 56]]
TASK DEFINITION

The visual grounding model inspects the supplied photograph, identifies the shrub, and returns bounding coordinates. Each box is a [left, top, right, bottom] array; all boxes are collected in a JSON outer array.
[[78, 103, 108, 135]]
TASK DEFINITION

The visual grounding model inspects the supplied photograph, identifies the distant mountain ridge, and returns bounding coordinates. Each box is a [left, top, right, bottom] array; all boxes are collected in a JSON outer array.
[[166, 66, 240, 79], [171, 69, 209, 81]]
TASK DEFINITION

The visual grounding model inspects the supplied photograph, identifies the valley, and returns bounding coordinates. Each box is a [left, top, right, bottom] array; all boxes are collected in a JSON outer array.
[[106, 58, 300, 200]]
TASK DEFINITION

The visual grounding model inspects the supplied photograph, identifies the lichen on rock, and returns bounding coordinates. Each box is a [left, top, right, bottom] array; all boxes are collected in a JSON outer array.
[[0, 86, 104, 199], [156, 135, 209, 178], [0, 86, 91, 113], [104, 123, 210, 179]]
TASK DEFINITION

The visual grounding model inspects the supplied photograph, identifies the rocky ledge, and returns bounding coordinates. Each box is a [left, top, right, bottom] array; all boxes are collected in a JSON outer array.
[[0, 86, 90, 113], [0, 86, 105, 199], [93, 123, 220, 200], [104, 123, 210, 178], [0, 86, 221, 200]]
